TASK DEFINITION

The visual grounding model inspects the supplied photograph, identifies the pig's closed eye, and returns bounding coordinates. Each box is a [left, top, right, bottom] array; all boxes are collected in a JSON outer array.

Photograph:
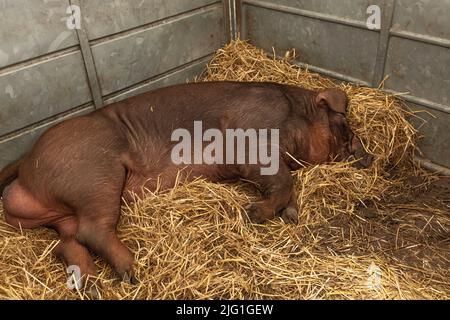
[[339, 122, 349, 138]]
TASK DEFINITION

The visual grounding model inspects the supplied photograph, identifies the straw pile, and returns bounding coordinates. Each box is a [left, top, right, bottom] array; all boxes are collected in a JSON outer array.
[[0, 40, 448, 299]]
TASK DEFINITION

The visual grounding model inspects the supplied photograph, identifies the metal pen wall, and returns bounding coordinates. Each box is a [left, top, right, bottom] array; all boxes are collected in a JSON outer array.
[[0, 0, 227, 168]]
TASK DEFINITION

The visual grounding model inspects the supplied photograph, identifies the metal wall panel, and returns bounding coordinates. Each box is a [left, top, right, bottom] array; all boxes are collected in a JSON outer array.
[[388, 1, 450, 169], [82, 0, 219, 40], [392, 0, 450, 40], [384, 37, 450, 107], [92, 5, 224, 95], [0, 105, 94, 167], [0, 0, 78, 68], [243, 4, 379, 84], [0, 51, 92, 136], [105, 57, 210, 105], [407, 104, 450, 168]]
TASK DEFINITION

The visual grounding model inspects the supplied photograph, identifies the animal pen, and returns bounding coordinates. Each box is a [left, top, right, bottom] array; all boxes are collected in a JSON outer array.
[[0, 0, 448, 300]]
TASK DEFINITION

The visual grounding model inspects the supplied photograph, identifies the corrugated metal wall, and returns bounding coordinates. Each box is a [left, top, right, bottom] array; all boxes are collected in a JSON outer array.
[[0, 0, 227, 168], [239, 0, 450, 170]]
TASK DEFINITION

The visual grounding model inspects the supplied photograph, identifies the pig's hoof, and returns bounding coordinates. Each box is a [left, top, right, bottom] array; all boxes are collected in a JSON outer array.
[[122, 271, 139, 285], [85, 279, 102, 300], [129, 275, 139, 285], [244, 203, 268, 224], [280, 207, 298, 224]]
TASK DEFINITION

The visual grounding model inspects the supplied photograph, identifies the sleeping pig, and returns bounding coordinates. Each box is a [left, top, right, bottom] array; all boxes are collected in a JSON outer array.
[[0, 81, 373, 292]]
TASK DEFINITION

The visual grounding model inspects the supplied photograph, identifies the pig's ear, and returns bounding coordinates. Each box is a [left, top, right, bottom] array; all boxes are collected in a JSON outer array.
[[315, 88, 348, 114]]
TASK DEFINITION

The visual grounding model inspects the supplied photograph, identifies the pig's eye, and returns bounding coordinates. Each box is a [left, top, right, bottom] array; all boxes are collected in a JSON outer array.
[[343, 141, 350, 149], [339, 122, 349, 137]]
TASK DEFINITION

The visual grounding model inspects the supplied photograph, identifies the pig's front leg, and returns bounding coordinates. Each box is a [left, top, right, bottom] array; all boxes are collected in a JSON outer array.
[[239, 162, 298, 224]]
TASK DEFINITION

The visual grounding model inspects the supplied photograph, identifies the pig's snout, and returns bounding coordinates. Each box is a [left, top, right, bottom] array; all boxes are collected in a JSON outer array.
[[350, 136, 374, 169]]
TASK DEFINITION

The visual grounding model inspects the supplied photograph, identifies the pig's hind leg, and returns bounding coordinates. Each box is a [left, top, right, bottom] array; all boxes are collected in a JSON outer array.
[[71, 168, 137, 284], [2, 180, 101, 296], [52, 217, 101, 298]]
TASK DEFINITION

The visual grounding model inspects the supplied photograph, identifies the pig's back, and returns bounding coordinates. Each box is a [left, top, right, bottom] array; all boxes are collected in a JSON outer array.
[[103, 81, 298, 136]]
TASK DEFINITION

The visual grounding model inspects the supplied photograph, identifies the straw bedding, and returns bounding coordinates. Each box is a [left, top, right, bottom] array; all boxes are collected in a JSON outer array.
[[0, 40, 448, 299]]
